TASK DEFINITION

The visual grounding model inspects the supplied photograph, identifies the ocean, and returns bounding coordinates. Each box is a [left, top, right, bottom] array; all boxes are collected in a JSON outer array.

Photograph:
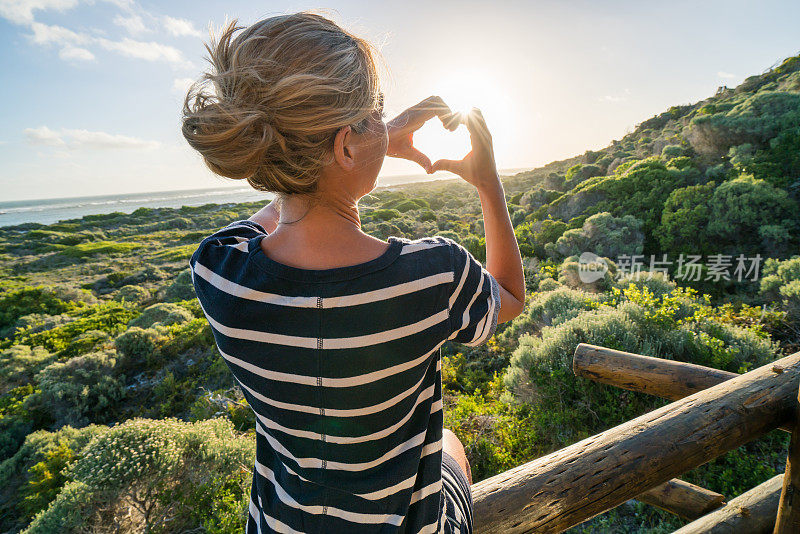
[[0, 169, 528, 228]]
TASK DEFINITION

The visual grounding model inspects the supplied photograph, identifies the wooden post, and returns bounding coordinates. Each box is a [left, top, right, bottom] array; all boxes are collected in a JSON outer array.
[[636, 478, 725, 520], [573, 343, 737, 400], [674, 475, 783, 534], [774, 385, 800, 533], [471, 351, 800, 534]]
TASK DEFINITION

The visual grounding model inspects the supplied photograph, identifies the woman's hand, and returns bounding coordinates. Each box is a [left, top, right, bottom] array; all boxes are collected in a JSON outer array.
[[386, 96, 458, 174], [430, 108, 498, 190]]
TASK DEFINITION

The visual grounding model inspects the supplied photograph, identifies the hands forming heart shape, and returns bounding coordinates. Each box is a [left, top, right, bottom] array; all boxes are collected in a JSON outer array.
[[386, 96, 498, 190]]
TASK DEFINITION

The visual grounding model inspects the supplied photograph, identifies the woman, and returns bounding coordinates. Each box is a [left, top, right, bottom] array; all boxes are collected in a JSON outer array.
[[183, 12, 524, 534]]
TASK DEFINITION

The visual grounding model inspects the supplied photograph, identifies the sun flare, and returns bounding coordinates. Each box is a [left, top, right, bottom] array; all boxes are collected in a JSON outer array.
[[411, 67, 513, 165]]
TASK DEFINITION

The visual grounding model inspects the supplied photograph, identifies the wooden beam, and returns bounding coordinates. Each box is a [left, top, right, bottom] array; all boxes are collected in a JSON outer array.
[[774, 385, 800, 533], [471, 351, 800, 534], [636, 478, 725, 520], [573, 343, 737, 401], [572, 343, 792, 433], [673, 475, 782, 534]]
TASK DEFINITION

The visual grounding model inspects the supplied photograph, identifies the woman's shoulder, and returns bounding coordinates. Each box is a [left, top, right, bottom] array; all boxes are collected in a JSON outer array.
[[391, 234, 459, 262]]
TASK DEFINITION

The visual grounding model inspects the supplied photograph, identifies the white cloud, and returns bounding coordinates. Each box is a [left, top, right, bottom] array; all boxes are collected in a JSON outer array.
[[59, 45, 94, 61], [718, 71, 737, 79], [24, 125, 66, 145], [24, 126, 160, 150], [28, 21, 89, 45], [0, 0, 79, 25], [162, 15, 201, 37], [4, 2, 190, 67], [172, 77, 195, 94], [113, 13, 147, 34], [96, 36, 186, 65]]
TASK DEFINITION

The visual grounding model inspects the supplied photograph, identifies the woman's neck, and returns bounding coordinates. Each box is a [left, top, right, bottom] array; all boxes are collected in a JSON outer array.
[[278, 193, 361, 230]]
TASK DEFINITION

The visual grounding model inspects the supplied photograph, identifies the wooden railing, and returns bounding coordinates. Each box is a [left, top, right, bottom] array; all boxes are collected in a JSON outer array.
[[470, 344, 800, 533]]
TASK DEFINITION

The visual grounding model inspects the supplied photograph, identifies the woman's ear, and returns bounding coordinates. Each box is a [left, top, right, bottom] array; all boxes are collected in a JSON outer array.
[[333, 125, 356, 171]]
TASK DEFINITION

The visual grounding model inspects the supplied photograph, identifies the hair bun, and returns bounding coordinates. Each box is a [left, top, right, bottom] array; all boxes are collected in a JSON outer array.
[[180, 13, 382, 195]]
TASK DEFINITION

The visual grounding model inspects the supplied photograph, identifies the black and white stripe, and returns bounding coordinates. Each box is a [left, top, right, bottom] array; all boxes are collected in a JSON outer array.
[[191, 220, 499, 534]]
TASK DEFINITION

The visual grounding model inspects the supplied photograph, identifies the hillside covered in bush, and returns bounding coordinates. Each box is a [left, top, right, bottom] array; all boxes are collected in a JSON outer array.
[[0, 54, 799, 532]]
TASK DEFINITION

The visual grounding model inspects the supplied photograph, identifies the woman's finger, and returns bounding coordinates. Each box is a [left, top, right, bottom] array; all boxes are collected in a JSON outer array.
[[431, 158, 464, 175], [465, 108, 492, 150], [402, 146, 432, 173]]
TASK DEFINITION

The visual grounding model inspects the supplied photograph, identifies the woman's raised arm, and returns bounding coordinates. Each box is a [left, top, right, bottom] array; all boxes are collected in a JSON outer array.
[[431, 109, 526, 324]]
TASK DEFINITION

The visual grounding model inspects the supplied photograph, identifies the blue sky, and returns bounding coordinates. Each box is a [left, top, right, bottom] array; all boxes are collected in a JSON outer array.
[[0, 0, 798, 201]]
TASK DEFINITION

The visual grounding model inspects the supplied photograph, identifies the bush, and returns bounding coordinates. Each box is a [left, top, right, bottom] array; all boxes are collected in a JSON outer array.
[[0, 345, 55, 394], [0, 424, 107, 531], [162, 270, 195, 302], [613, 271, 677, 299], [60, 330, 111, 358], [114, 327, 167, 368], [129, 303, 194, 329], [12, 302, 137, 353], [59, 241, 141, 258], [498, 286, 605, 349], [760, 256, 800, 325], [113, 285, 150, 304], [661, 144, 685, 158], [706, 174, 798, 255], [657, 182, 716, 255], [505, 284, 778, 402], [35, 351, 125, 427], [0, 287, 73, 333], [372, 208, 401, 221], [548, 212, 644, 260], [688, 91, 800, 156], [24, 418, 254, 534]]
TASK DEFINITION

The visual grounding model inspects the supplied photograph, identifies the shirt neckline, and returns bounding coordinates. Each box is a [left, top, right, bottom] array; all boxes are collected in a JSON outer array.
[[249, 235, 405, 283]]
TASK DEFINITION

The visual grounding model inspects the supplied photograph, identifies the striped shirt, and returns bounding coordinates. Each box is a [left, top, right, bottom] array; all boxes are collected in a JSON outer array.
[[189, 219, 500, 534]]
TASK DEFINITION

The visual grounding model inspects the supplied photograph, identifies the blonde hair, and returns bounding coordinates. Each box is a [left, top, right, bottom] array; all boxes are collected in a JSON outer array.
[[181, 12, 382, 195]]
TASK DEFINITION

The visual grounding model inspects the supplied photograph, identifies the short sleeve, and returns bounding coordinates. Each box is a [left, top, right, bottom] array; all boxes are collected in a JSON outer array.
[[445, 239, 501, 346], [208, 219, 268, 240], [189, 219, 267, 269]]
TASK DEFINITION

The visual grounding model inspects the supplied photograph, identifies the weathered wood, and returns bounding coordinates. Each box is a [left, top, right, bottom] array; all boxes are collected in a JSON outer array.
[[774, 386, 800, 533], [573, 343, 737, 401], [673, 474, 783, 534], [471, 351, 800, 534], [572, 343, 793, 433], [636, 478, 725, 520]]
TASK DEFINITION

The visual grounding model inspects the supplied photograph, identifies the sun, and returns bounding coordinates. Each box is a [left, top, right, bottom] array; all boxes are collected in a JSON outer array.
[[411, 67, 512, 165]]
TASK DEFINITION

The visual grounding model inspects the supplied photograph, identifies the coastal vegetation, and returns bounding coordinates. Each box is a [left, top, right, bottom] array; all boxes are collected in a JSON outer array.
[[1, 54, 799, 532]]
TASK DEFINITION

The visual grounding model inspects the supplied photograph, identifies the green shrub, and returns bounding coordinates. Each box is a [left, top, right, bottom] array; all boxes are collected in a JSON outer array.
[[706, 174, 798, 255], [129, 302, 194, 329], [505, 284, 778, 402], [59, 241, 141, 258], [114, 327, 166, 368], [162, 270, 195, 302], [0, 424, 107, 531], [661, 144, 685, 158], [0, 287, 74, 332], [112, 285, 150, 304], [24, 418, 254, 534], [35, 351, 125, 426], [60, 330, 111, 359], [657, 182, 716, 255], [760, 256, 800, 325], [372, 208, 401, 221], [0, 345, 55, 394], [548, 212, 644, 260], [13, 302, 137, 353]]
